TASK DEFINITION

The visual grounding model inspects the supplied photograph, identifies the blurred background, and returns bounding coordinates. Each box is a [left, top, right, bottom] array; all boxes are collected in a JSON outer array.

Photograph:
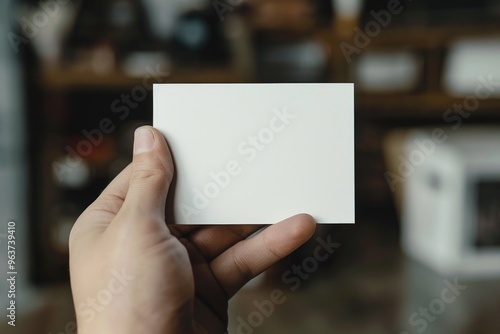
[[1, 0, 500, 333]]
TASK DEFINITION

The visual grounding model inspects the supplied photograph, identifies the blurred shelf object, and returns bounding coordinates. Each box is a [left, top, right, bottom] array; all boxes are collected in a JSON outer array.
[[40, 64, 250, 90], [238, 0, 337, 49], [249, 0, 317, 33], [443, 36, 500, 96], [353, 51, 424, 93]]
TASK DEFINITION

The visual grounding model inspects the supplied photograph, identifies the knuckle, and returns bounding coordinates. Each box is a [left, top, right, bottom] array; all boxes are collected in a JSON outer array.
[[131, 164, 173, 184], [263, 232, 283, 259], [231, 248, 254, 279]]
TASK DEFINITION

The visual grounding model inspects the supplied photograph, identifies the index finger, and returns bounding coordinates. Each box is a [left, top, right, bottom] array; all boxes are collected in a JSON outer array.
[[209, 214, 316, 298]]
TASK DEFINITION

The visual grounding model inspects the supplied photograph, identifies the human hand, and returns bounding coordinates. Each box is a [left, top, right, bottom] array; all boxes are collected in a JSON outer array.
[[69, 126, 316, 334]]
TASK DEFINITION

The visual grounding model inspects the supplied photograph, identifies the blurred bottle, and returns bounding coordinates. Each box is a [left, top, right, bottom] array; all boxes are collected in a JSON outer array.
[[168, 9, 231, 67], [63, 0, 154, 64]]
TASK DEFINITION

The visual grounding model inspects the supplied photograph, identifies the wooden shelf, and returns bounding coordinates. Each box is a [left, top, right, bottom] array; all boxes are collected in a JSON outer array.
[[331, 23, 500, 49], [40, 65, 251, 90], [357, 93, 500, 119]]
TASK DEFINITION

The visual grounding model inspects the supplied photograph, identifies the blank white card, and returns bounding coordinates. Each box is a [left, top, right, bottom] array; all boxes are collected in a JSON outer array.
[[154, 84, 354, 224]]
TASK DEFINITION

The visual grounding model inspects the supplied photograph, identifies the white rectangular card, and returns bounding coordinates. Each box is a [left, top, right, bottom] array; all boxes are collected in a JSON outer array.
[[154, 84, 354, 224]]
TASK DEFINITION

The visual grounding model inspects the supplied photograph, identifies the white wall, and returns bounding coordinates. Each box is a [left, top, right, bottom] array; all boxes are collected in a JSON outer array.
[[0, 1, 38, 317]]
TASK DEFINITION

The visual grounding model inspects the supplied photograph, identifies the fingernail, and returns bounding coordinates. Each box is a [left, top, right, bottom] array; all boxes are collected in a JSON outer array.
[[134, 127, 155, 154]]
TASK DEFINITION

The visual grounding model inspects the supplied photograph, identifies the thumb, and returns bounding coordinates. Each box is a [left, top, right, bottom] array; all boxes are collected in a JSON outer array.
[[121, 126, 174, 219]]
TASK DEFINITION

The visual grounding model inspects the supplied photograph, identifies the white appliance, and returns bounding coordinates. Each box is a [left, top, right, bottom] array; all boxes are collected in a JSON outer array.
[[402, 127, 500, 278]]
